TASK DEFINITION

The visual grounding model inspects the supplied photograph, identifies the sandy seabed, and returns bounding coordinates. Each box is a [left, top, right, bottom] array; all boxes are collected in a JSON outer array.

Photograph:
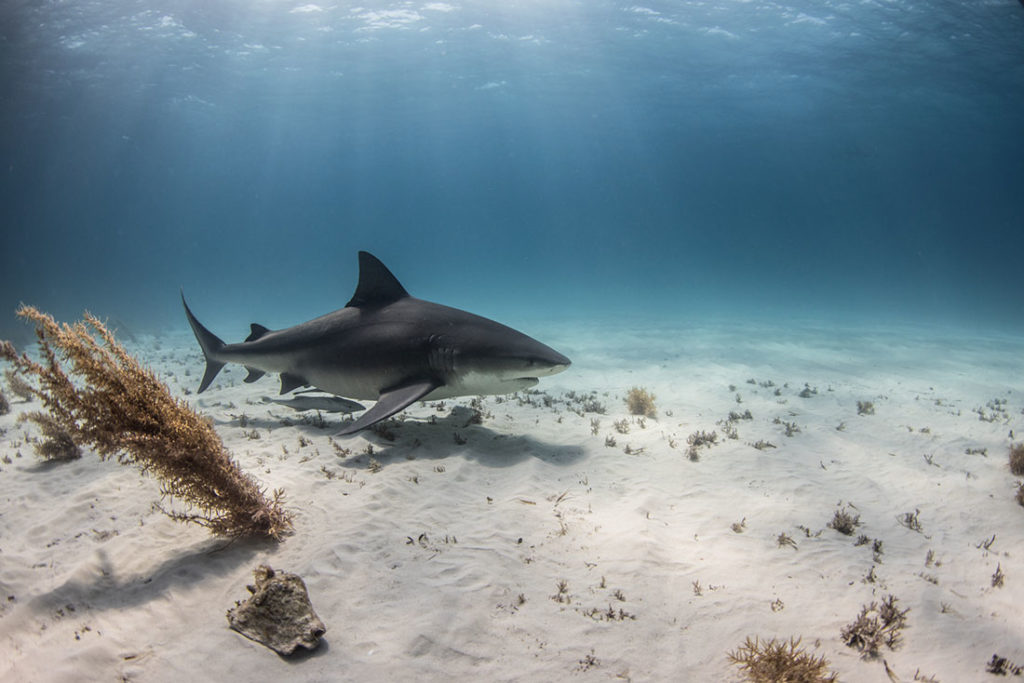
[[1, 316, 1022, 682]]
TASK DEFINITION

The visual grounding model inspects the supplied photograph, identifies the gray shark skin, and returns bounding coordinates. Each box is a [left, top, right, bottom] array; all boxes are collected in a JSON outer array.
[[182, 251, 571, 435]]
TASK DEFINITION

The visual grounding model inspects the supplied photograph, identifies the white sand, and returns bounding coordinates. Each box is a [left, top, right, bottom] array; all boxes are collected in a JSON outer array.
[[1, 317, 1022, 681]]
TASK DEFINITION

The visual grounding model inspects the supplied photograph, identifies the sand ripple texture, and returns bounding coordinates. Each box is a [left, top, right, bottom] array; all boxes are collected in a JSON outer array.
[[1, 320, 1022, 681]]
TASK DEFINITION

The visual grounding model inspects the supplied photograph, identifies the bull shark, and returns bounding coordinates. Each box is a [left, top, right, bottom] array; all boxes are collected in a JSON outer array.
[[182, 251, 571, 435]]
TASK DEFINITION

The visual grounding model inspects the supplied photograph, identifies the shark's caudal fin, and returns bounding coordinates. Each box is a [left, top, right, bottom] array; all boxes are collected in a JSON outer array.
[[345, 251, 410, 308], [181, 291, 227, 393]]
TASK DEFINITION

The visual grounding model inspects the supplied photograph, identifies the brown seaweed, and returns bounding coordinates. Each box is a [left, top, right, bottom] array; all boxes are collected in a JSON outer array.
[[0, 305, 291, 539]]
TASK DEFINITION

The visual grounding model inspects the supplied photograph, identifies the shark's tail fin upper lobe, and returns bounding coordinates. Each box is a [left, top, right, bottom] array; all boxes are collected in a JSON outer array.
[[181, 291, 227, 393]]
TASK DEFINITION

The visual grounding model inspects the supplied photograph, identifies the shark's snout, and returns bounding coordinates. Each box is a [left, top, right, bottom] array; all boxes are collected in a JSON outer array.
[[529, 348, 571, 377]]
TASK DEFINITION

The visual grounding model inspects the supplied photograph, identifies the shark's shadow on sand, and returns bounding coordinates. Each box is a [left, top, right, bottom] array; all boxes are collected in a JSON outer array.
[[211, 405, 585, 469], [20, 409, 575, 658], [336, 407, 586, 469]]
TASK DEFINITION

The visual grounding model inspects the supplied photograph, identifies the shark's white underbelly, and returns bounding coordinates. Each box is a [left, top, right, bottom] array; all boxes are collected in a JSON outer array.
[[301, 365, 536, 402], [424, 373, 538, 400], [229, 346, 539, 402], [301, 367, 398, 401]]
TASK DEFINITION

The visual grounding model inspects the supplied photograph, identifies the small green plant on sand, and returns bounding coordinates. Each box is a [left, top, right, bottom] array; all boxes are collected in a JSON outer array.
[[0, 306, 291, 539], [828, 505, 861, 536], [857, 400, 875, 416], [625, 386, 657, 418], [987, 654, 1024, 676], [841, 594, 908, 658], [728, 636, 837, 682], [1009, 443, 1024, 476]]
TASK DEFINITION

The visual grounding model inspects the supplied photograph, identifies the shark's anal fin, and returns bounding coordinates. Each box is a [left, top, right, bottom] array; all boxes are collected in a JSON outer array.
[[280, 372, 309, 394], [336, 379, 440, 436], [246, 324, 271, 342], [244, 367, 266, 383]]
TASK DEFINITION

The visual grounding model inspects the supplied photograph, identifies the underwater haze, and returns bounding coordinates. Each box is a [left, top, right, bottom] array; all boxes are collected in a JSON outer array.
[[2, 0, 1024, 340]]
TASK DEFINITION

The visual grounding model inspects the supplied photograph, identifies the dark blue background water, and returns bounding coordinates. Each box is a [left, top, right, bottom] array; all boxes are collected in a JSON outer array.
[[2, 1, 1023, 342]]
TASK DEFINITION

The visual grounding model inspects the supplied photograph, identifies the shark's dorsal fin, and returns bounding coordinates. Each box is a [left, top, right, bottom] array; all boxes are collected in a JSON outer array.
[[246, 324, 270, 342], [346, 251, 410, 308]]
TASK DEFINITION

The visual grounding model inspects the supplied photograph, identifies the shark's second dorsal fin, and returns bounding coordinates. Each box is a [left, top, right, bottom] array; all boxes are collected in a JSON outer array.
[[346, 251, 410, 308], [246, 324, 270, 342]]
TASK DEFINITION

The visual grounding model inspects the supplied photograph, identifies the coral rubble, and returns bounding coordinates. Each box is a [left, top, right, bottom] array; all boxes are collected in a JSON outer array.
[[227, 565, 326, 655]]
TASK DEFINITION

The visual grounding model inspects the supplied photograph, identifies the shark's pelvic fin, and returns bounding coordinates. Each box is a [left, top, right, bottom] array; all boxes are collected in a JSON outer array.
[[336, 379, 440, 436], [279, 372, 309, 395], [345, 251, 410, 308], [181, 291, 227, 393], [246, 324, 271, 342]]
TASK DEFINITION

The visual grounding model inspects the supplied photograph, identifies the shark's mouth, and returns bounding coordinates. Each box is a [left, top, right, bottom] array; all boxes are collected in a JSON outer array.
[[450, 374, 540, 395]]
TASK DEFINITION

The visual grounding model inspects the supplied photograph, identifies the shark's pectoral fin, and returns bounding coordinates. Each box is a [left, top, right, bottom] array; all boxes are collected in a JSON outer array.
[[336, 379, 440, 436], [280, 372, 309, 394], [244, 367, 266, 383]]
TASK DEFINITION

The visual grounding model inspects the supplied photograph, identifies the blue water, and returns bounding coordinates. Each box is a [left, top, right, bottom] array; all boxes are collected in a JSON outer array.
[[2, 1, 1023, 343]]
